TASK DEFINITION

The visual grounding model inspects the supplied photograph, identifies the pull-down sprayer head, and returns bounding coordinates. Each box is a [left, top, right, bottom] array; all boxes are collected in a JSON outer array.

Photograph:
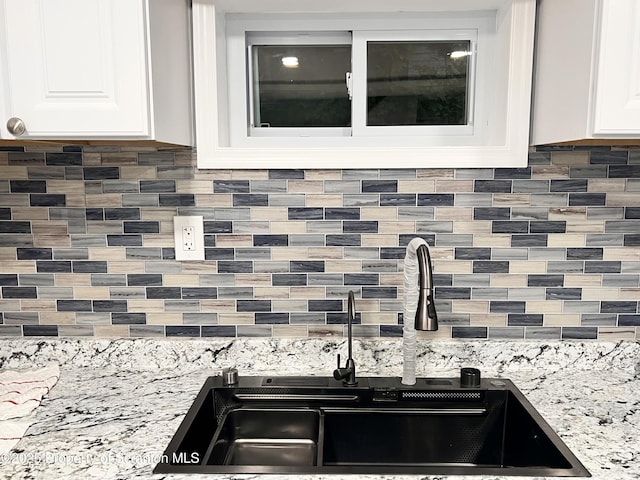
[[415, 244, 438, 331]]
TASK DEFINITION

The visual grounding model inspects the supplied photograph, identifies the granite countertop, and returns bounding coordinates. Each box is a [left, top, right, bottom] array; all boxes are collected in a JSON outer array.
[[0, 338, 639, 480]]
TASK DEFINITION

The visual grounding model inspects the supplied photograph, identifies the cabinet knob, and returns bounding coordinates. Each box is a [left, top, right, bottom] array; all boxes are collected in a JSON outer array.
[[6, 117, 26, 136]]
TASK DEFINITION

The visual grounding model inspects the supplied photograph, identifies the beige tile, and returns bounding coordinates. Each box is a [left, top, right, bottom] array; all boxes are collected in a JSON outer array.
[[430, 247, 454, 260], [452, 300, 489, 314], [469, 313, 506, 327], [251, 207, 288, 221], [89, 247, 126, 261], [417, 327, 451, 340], [325, 260, 361, 273], [0, 193, 28, 206], [290, 287, 325, 299], [198, 194, 232, 207], [566, 220, 604, 233], [588, 178, 626, 192], [603, 247, 640, 261], [491, 274, 527, 287], [40, 312, 75, 325], [66, 193, 86, 207], [531, 165, 570, 179], [272, 299, 308, 312], [305, 170, 342, 180], [362, 234, 397, 247], [108, 261, 146, 273], [380, 273, 403, 286], [33, 235, 71, 248], [547, 234, 586, 247], [236, 274, 271, 286], [129, 299, 165, 312], [3, 261, 36, 273], [216, 235, 253, 247], [435, 207, 471, 221], [32, 221, 68, 235], [0, 300, 20, 311], [355, 299, 380, 312], [361, 207, 397, 220], [618, 288, 640, 300], [12, 207, 49, 220], [199, 299, 235, 312], [473, 234, 511, 247], [121, 166, 157, 180], [181, 262, 218, 273], [94, 325, 131, 337], [195, 169, 232, 180], [56, 273, 92, 287], [378, 221, 415, 234], [21, 300, 57, 312], [47, 180, 84, 194], [272, 247, 309, 260], [306, 194, 342, 207], [218, 313, 254, 325], [435, 260, 472, 274], [543, 314, 580, 326], [273, 325, 308, 337], [548, 207, 587, 220], [163, 274, 201, 286], [1, 166, 28, 179], [564, 274, 602, 287], [398, 179, 435, 193], [510, 261, 547, 274], [493, 194, 530, 206], [417, 169, 454, 179], [176, 180, 213, 193], [142, 208, 176, 222], [288, 180, 324, 193], [74, 287, 110, 299], [361, 312, 396, 324], [607, 193, 640, 206], [550, 151, 589, 165], [270, 221, 307, 234], [82, 152, 102, 166], [598, 327, 636, 341], [86, 193, 122, 208], [454, 221, 492, 234], [231, 170, 268, 180], [0, 248, 16, 260], [582, 288, 619, 300], [526, 300, 562, 313], [147, 313, 183, 325], [309, 325, 344, 337], [308, 247, 343, 259], [144, 234, 174, 247], [101, 152, 138, 165], [435, 180, 474, 193]]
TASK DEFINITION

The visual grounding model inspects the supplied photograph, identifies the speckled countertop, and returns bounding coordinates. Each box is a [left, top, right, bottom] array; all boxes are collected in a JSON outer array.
[[0, 338, 638, 480]]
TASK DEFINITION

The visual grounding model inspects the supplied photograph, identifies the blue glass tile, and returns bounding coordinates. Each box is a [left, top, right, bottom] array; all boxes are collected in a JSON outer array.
[[362, 286, 397, 299], [362, 180, 397, 193], [205, 248, 235, 261], [166, 326, 201, 337], [494, 168, 531, 179], [327, 312, 360, 324], [205, 221, 233, 234], [217, 261, 253, 273], [590, 151, 628, 165], [112, 313, 146, 324], [83, 167, 119, 180], [17, 248, 52, 260], [140, 180, 176, 193], [254, 235, 288, 247], [290, 261, 325, 273], [202, 326, 236, 337], [474, 180, 512, 193], [568, 193, 606, 206], [435, 287, 471, 299], [451, 327, 487, 338], [269, 169, 304, 179], [585, 261, 621, 273], [344, 274, 379, 286], [0, 221, 31, 233], [550, 179, 587, 192], [601, 301, 637, 313], [380, 325, 403, 337], [454, 248, 491, 260], [417, 194, 454, 206], [159, 194, 196, 206], [508, 314, 543, 326], [93, 300, 127, 312], [23, 325, 58, 336], [326, 234, 361, 246], [233, 194, 268, 207], [72, 261, 107, 273], [618, 315, 640, 326], [0, 274, 18, 286], [530, 221, 566, 233], [511, 235, 548, 247], [490, 301, 525, 313], [567, 248, 603, 260], [213, 180, 250, 193], [10, 180, 47, 193], [325, 208, 360, 220], [124, 222, 159, 234], [492, 221, 528, 234], [473, 261, 509, 273], [273, 274, 307, 286], [182, 287, 218, 299], [146, 287, 182, 299], [30, 194, 66, 207], [1, 287, 37, 298], [474, 207, 510, 220], [256, 313, 289, 324], [561, 327, 597, 340], [57, 300, 92, 311], [528, 275, 564, 287], [545, 288, 582, 300], [46, 152, 82, 166], [309, 300, 343, 312], [380, 194, 416, 206]]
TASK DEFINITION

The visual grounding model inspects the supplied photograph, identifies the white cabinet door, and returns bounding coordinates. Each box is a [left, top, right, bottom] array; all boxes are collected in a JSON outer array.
[[0, 0, 149, 138], [531, 0, 640, 144], [592, 0, 640, 135]]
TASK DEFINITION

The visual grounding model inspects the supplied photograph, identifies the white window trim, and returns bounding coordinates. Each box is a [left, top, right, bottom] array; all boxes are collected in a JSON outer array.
[[192, 0, 536, 169]]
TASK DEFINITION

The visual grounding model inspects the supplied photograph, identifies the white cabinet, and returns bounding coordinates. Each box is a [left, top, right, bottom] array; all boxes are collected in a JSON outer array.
[[531, 0, 640, 145], [0, 0, 192, 145]]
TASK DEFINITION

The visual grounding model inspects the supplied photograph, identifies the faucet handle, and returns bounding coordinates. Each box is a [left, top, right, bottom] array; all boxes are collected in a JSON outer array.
[[336, 353, 341, 369]]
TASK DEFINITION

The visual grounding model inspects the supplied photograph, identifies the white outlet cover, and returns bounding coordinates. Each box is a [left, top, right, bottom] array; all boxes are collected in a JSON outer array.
[[173, 216, 205, 261]]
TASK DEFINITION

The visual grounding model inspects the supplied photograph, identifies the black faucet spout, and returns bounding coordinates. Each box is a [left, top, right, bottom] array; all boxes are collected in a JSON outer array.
[[334, 291, 357, 386]]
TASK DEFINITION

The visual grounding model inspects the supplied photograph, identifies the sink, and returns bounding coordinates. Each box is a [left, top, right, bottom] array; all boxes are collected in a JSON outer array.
[[154, 374, 590, 476]]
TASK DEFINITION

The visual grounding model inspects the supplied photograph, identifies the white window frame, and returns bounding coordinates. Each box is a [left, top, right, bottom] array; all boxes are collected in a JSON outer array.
[[192, 0, 536, 169]]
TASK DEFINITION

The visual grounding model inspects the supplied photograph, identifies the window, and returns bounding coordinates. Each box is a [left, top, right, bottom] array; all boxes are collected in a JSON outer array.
[[192, 0, 536, 168]]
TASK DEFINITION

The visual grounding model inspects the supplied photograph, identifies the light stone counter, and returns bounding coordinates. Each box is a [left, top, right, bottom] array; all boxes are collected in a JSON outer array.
[[0, 338, 638, 480]]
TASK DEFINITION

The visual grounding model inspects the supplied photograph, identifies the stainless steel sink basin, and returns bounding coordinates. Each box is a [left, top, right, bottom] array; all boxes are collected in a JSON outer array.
[[154, 374, 590, 476]]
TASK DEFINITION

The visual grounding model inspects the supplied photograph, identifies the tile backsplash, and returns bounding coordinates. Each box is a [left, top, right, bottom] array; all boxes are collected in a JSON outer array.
[[0, 144, 639, 341]]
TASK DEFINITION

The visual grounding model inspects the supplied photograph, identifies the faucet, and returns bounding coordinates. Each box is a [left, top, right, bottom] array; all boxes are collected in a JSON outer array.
[[402, 238, 438, 385], [334, 290, 357, 386]]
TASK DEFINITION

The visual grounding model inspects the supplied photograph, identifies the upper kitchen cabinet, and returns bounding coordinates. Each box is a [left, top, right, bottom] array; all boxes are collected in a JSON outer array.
[[0, 0, 192, 145], [192, 0, 536, 169], [531, 0, 640, 145]]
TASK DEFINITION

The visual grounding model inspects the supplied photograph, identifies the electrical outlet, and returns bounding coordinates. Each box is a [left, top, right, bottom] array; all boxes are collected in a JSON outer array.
[[173, 216, 204, 261]]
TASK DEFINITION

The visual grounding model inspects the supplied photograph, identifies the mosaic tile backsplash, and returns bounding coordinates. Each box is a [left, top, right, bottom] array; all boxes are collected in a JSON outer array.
[[0, 144, 639, 341]]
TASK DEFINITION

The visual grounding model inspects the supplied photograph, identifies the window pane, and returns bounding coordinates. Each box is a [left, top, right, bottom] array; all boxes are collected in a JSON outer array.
[[252, 45, 351, 128], [367, 41, 471, 126]]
